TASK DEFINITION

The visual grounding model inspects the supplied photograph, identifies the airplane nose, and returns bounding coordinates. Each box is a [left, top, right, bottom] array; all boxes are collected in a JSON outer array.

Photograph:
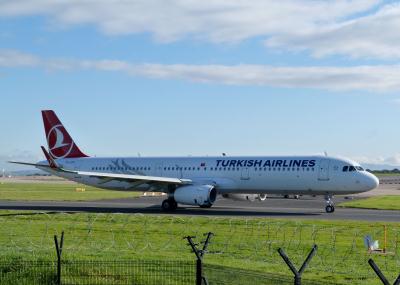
[[366, 174, 379, 190]]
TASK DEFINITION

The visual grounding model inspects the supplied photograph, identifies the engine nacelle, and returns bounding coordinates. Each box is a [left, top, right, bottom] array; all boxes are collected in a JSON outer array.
[[222, 194, 267, 202], [174, 185, 217, 206], [258, 194, 267, 201]]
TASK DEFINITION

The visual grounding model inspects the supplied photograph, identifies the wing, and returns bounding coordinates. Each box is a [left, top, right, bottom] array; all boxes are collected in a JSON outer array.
[[73, 170, 191, 185], [8, 161, 52, 168], [64, 169, 192, 191], [9, 161, 192, 190]]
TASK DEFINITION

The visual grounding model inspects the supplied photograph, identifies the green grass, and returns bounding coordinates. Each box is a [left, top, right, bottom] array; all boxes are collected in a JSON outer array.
[[340, 195, 400, 210], [0, 183, 141, 201], [0, 211, 399, 284], [372, 172, 400, 178]]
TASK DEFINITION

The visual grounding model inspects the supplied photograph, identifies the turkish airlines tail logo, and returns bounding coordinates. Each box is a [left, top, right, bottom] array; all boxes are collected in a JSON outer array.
[[42, 110, 88, 159]]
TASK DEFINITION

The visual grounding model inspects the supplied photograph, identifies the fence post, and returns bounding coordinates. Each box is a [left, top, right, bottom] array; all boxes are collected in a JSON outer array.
[[185, 232, 214, 285], [54, 231, 65, 285], [278, 244, 317, 285], [368, 259, 400, 285]]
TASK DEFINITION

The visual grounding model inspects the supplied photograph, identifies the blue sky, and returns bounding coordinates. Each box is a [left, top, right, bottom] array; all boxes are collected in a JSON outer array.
[[1, 0, 400, 170]]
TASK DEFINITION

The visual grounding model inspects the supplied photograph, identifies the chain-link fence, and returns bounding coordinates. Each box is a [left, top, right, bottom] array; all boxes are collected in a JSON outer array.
[[0, 259, 347, 285], [0, 260, 195, 285]]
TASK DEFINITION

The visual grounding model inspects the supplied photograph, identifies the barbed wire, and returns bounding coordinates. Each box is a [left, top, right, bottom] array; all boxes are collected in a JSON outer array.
[[0, 212, 399, 281]]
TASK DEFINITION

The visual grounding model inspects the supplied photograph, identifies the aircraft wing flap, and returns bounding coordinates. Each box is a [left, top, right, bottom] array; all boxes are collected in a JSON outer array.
[[75, 171, 189, 185]]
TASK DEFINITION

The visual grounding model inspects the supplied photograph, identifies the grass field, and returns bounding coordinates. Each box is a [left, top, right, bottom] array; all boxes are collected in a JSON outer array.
[[0, 183, 141, 201], [340, 195, 400, 211], [0, 211, 399, 284]]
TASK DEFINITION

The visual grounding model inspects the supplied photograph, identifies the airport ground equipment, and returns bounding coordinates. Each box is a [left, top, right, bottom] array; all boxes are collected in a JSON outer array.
[[185, 232, 214, 285], [368, 259, 400, 285], [278, 244, 318, 285]]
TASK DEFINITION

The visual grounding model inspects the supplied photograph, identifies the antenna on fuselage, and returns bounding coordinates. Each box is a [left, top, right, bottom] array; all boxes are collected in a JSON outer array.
[[324, 151, 328, 156]]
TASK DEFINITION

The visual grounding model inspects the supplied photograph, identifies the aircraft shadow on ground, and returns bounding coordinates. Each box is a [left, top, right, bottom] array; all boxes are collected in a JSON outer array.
[[0, 205, 319, 217]]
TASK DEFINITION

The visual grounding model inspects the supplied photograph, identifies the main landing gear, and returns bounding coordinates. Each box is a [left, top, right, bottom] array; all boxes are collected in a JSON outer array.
[[325, 195, 335, 213], [161, 198, 178, 211]]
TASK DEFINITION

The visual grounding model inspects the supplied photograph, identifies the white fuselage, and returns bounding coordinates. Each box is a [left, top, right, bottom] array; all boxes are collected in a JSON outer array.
[[38, 155, 379, 196]]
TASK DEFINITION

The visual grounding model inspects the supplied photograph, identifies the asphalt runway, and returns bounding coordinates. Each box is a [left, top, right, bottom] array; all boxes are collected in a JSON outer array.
[[0, 196, 399, 222]]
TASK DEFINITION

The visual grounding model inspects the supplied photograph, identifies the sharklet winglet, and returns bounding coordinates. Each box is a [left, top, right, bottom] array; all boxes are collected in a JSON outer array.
[[41, 146, 59, 169]]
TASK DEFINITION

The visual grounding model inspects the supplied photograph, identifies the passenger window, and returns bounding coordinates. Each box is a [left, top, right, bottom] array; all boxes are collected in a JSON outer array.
[[343, 166, 348, 172]]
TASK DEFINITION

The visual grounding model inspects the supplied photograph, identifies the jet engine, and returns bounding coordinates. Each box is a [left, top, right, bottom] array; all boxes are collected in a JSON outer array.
[[222, 193, 267, 202], [174, 185, 217, 206]]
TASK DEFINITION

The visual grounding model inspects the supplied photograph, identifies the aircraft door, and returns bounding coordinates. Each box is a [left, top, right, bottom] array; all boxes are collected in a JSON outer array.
[[318, 159, 330, 181], [241, 167, 250, 180]]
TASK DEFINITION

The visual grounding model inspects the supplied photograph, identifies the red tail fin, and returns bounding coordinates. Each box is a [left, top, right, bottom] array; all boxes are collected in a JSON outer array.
[[42, 110, 88, 159]]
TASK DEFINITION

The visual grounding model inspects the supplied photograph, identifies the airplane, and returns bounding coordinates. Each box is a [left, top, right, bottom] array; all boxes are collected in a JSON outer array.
[[10, 110, 379, 213]]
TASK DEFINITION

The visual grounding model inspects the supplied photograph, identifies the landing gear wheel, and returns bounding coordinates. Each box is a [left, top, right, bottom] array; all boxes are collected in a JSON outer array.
[[161, 199, 177, 211], [200, 203, 212, 209], [325, 205, 335, 213], [324, 194, 335, 213]]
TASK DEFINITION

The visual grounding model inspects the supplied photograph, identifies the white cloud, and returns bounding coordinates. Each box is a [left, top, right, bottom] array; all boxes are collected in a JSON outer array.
[[266, 3, 400, 60], [352, 154, 400, 166], [0, 50, 39, 67], [2, 49, 400, 91], [2, 0, 398, 60]]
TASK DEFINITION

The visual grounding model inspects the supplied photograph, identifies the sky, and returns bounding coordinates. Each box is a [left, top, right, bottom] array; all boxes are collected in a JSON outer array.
[[1, 0, 400, 171]]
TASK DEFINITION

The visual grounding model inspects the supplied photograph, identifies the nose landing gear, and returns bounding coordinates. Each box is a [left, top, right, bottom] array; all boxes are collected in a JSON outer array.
[[325, 195, 335, 213]]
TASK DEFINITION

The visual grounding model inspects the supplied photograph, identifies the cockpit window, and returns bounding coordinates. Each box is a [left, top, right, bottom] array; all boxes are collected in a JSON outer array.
[[343, 165, 364, 172]]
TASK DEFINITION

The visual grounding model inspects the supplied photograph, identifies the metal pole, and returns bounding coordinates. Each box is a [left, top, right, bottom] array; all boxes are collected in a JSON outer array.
[[196, 259, 202, 285], [384, 225, 387, 253], [54, 231, 64, 285], [368, 259, 400, 285], [278, 245, 317, 285], [185, 233, 213, 285]]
